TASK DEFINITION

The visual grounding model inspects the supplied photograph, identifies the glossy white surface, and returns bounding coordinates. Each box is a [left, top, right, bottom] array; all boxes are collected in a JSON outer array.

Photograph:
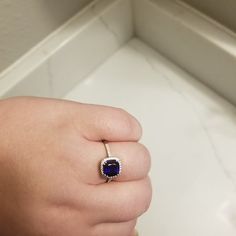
[[2, 0, 236, 106], [49, 0, 133, 97], [1, 0, 236, 234], [0, 0, 93, 73], [65, 38, 236, 235], [0, 0, 132, 98], [134, 0, 236, 105]]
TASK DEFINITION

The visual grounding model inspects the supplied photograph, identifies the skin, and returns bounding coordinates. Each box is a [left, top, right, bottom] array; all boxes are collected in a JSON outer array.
[[0, 97, 152, 236]]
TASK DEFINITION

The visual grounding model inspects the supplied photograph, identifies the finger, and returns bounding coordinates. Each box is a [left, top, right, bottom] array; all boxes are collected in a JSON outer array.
[[89, 141, 151, 184], [69, 140, 151, 184], [104, 141, 151, 183], [72, 103, 142, 142], [92, 219, 137, 236], [87, 177, 152, 223]]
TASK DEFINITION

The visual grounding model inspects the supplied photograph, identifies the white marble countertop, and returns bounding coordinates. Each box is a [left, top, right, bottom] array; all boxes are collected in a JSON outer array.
[[65, 38, 236, 235]]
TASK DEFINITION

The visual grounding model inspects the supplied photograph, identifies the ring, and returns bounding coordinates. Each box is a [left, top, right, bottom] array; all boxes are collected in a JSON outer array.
[[100, 140, 122, 183]]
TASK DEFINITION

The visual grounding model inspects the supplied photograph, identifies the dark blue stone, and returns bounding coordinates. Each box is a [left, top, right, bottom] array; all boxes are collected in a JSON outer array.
[[103, 159, 120, 177]]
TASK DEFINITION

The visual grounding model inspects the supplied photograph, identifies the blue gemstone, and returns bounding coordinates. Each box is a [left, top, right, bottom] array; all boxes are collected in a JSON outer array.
[[103, 159, 120, 177]]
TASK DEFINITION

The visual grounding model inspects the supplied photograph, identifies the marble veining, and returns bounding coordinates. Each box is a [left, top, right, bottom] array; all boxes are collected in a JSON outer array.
[[0, 0, 132, 98], [92, 0, 133, 45], [134, 0, 236, 105], [0, 0, 235, 234], [91, 4, 121, 44], [130, 41, 236, 191], [65, 38, 236, 235]]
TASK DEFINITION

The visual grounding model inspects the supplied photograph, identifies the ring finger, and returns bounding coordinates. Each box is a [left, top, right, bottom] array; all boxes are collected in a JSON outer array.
[[75, 140, 151, 184]]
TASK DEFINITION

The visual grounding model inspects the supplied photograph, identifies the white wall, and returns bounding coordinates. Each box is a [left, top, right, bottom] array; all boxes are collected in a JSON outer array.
[[0, 0, 92, 73]]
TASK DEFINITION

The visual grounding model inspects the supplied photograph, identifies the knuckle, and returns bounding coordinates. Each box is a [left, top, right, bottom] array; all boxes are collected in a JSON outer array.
[[138, 143, 151, 162], [133, 143, 151, 176], [113, 108, 142, 140], [139, 143, 150, 155]]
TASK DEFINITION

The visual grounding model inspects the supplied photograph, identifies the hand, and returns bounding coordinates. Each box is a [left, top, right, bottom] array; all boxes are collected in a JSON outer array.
[[0, 97, 151, 236]]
